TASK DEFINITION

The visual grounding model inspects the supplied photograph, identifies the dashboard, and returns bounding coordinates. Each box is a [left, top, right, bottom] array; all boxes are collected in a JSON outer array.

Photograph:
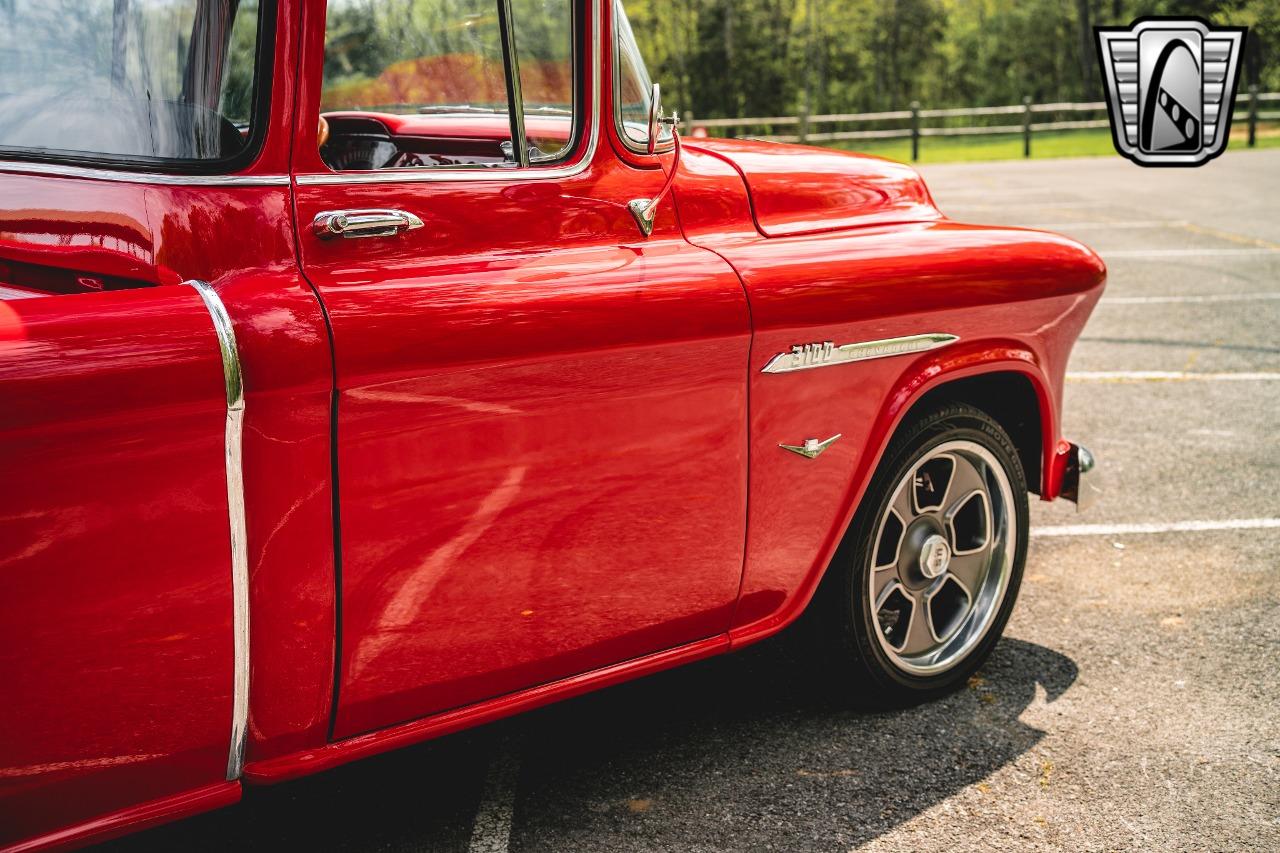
[[319, 115, 514, 171]]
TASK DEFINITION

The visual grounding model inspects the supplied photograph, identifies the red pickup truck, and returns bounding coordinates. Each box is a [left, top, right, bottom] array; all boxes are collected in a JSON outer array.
[[0, 0, 1103, 849]]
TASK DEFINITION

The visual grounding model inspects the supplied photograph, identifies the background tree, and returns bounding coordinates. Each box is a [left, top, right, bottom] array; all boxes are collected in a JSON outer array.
[[627, 0, 1278, 118]]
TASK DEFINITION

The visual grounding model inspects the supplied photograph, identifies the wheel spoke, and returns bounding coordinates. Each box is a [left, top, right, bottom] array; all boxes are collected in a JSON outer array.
[[874, 582, 914, 651], [891, 476, 916, 526], [899, 591, 935, 656], [947, 551, 988, 593], [944, 455, 987, 516], [926, 577, 973, 643], [874, 498, 908, 570], [872, 564, 898, 602]]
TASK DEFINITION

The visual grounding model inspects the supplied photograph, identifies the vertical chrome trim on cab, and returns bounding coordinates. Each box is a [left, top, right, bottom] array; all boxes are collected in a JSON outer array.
[[187, 280, 249, 782]]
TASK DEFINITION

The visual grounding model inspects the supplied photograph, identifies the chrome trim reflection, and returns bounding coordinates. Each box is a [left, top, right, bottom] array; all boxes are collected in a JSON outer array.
[[295, 0, 602, 186], [627, 117, 682, 238], [187, 280, 249, 782], [496, 0, 530, 168], [918, 533, 951, 579], [761, 333, 960, 374], [0, 161, 288, 186], [779, 433, 842, 459], [312, 209, 425, 240]]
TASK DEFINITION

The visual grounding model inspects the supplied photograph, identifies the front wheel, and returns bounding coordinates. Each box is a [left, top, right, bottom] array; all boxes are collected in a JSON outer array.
[[819, 403, 1029, 705]]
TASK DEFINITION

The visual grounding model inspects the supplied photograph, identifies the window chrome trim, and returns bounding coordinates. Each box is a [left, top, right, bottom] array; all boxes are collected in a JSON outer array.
[[612, 1, 674, 157], [0, 161, 289, 186], [296, 0, 601, 187], [187, 280, 249, 782], [762, 333, 960, 374], [496, 0, 530, 168]]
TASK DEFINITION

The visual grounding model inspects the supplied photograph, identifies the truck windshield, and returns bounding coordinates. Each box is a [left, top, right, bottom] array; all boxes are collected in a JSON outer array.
[[0, 0, 266, 167]]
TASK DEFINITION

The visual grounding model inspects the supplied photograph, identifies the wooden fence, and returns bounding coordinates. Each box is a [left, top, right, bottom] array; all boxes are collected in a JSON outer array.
[[685, 87, 1280, 160]]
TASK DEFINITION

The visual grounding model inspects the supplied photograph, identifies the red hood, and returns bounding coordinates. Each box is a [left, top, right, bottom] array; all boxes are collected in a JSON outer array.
[[682, 138, 941, 238]]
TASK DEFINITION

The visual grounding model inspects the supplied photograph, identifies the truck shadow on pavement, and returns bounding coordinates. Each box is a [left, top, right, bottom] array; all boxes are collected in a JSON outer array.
[[106, 635, 1077, 852]]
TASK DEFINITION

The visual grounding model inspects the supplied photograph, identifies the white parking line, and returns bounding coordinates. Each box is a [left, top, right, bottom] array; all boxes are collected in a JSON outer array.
[[1066, 371, 1280, 383], [1101, 292, 1280, 305], [943, 200, 1109, 211], [467, 744, 521, 853], [1027, 221, 1185, 230], [1104, 248, 1280, 258], [1032, 518, 1280, 537]]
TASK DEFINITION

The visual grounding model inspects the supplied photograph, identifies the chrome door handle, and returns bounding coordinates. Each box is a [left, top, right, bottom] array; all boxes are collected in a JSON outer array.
[[312, 209, 425, 240]]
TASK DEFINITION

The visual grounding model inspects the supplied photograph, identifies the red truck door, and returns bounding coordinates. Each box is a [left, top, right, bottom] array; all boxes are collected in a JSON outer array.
[[293, 2, 750, 738]]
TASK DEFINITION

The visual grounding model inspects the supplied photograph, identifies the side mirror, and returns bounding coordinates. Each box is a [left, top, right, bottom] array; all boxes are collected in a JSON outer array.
[[646, 83, 662, 155], [645, 82, 677, 155], [629, 83, 682, 238]]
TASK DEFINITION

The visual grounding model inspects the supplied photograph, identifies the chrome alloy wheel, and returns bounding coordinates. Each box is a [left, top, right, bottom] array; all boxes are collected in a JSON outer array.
[[868, 440, 1017, 675]]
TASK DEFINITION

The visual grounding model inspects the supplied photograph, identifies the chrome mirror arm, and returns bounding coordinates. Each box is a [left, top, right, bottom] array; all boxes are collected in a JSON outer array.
[[629, 82, 682, 238], [628, 127, 681, 238]]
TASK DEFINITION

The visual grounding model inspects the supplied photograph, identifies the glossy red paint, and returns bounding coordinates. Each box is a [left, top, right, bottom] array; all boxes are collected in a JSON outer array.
[[293, 0, 750, 740], [244, 635, 729, 783], [0, 5, 331, 847], [148, 188, 337, 766], [139, 0, 332, 760], [688, 138, 942, 237], [671, 142, 1104, 642], [0, 173, 155, 287], [3, 784, 240, 853], [0, 0, 1106, 847], [0, 286, 236, 848], [0, 184, 333, 848]]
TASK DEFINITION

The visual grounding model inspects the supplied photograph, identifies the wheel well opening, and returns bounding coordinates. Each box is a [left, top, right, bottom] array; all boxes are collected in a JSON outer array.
[[905, 372, 1044, 495]]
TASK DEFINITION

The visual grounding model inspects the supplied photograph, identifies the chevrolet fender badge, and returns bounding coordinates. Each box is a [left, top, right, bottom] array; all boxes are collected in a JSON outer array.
[[779, 434, 842, 459]]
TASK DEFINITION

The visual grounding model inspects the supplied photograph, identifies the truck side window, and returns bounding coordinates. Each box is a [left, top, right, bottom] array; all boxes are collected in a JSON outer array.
[[319, 0, 577, 171], [0, 0, 266, 169]]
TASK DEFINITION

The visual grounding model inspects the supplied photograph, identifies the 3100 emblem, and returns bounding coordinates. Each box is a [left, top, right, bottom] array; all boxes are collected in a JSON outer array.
[[791, 341, 835, 368], [761, 333, 960, 374]]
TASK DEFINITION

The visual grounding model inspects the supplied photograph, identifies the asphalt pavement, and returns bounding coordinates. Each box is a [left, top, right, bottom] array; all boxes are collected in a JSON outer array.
[[104, 148, 1280, 852]]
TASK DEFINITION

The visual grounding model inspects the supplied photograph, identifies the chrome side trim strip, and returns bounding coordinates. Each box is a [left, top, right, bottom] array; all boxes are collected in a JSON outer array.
[[187, 280, 249, 782], [0, 160, 289, 186], [295, 0, 602, 187], [761, 333, 960, 374]]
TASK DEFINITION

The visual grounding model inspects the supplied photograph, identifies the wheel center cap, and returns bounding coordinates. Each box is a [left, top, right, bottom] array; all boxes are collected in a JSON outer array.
[[919, 534, 951, 579]]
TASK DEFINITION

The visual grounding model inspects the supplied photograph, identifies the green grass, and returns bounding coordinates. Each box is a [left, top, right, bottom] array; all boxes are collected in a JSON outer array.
[[826, 124, 1280, 165]]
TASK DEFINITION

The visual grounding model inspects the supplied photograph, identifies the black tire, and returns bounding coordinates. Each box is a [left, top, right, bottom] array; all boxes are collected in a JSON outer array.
[[814, 402, 1029, 707]]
